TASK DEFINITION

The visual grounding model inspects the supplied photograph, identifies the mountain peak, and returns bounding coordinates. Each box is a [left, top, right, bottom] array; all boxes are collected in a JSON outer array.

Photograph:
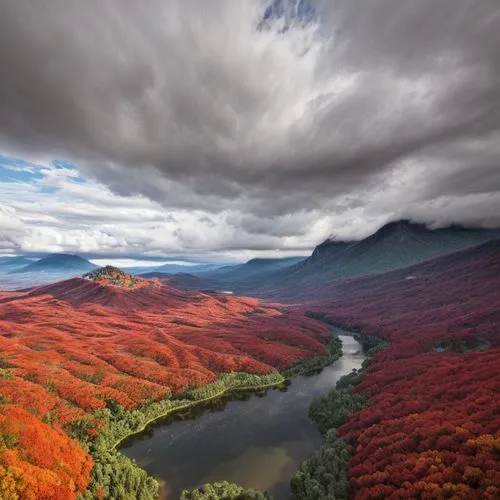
[[367, 219, 429, 243], [310, 238, 351, 262], [376, 219, 423, 232], [83, 266, 144, 288]]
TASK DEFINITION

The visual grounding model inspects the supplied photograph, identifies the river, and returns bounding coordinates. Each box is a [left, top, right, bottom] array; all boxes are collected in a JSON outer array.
[[121, 334, 366, 499]]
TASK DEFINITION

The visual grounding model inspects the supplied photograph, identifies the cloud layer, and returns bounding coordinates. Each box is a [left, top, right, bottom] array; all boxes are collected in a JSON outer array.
[[0, 158, 331, 260], [1, 0, 500, 257]]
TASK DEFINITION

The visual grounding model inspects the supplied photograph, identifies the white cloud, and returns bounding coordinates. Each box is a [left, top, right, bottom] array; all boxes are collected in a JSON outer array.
[[0, 159, 333, 259]]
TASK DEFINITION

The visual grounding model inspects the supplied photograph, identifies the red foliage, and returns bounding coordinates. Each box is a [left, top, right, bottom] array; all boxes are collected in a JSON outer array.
[[304, 240, 500, 498], [0, 277, 330, 497]]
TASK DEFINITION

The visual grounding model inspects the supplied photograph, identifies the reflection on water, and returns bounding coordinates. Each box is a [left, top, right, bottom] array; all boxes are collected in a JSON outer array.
[[122, 335, 366, 499], [202, 446, 294, 492]]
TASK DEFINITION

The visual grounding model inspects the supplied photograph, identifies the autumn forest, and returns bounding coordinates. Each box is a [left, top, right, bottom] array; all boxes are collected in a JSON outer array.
[[0, 236, 498, 499]]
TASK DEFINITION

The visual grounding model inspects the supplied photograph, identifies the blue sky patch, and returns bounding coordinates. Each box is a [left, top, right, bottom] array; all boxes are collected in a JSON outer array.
[[0, 155, 86, 192], [260, 0, 316, 31]]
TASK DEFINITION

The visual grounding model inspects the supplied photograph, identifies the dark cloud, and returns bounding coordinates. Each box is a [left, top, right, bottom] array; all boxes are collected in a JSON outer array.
[[1, 0, 500, 250]]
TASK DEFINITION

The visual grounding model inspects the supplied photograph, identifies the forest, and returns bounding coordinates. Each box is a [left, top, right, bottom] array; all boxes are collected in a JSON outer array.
[[1, 239, 499, 499], [0, 276, 331, 499], [301, 240, 500, 498]]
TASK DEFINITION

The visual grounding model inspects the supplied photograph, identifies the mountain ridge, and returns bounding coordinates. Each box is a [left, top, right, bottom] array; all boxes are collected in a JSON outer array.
[[250, 219, 500, 290], [178, 220, 500, 294]]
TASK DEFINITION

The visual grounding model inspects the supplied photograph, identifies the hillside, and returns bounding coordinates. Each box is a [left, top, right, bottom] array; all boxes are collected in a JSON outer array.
[[11, 253, 97, 274], [295, 239, 500, 498], [241, 220, 500, 294], [0, 273, 331, 498]]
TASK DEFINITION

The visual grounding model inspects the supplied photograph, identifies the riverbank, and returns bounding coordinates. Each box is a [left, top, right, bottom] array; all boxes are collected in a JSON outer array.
[[176, 318, 385, 500], [79, 330, 344, 499], [291, 317, 387, 500], [111, 374, 288, 451]]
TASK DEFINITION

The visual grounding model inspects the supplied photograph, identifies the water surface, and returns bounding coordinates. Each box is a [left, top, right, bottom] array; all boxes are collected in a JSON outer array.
[[122, 335, 365, 499]]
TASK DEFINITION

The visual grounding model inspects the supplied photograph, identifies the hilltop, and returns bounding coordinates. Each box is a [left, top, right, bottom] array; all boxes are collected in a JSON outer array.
[[83, 265, 145, 289]]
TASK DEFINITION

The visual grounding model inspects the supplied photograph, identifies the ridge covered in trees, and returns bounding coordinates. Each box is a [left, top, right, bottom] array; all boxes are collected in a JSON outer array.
[[180, 480, 271, 499], [301, 240, 500, 498]]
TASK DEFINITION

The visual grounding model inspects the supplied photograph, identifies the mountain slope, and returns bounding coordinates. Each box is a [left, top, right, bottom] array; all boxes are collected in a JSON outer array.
[[299, 238, 500, 499], [244, 220, 500, 293], [0, 269, 331, 498], [11, 253, 97, 274], [270, 237, 500, 302]]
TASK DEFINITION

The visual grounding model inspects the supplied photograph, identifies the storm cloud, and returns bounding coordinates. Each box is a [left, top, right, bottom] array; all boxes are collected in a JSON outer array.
[[1, 0, 500, 256]]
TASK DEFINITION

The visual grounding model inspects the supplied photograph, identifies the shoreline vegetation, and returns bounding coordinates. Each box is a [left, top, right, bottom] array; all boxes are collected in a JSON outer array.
[[78, 326, 344, 499], [291, 314, 386, 500]]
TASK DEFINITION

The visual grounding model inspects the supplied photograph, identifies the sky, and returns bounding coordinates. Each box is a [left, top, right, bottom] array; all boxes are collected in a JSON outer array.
[[1, 0, 500, 261]]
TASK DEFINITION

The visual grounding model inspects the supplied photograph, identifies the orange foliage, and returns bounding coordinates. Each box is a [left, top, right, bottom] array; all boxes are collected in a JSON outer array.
[[0, 405, 93, 499]]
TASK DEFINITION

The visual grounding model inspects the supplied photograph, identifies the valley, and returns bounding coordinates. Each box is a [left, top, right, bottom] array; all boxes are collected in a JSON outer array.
[[2, 1, 500, 498], [0, 223, 499, 499], [122, 334, 365, 500], [0, 268, 331, 498]]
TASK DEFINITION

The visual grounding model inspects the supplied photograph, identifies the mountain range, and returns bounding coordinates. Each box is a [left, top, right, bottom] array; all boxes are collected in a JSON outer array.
[[162, 220, 500, 294], [257, 220, 500, 288], [1, 220, 500, 294], [0, 256, 35, 270]]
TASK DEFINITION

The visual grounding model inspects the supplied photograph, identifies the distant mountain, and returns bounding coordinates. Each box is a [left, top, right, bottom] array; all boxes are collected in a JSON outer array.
[[205, 257, 305, 281], [261, 233, 500, 302], [122, 266, 168, 276], [138, 256, 306, 294], [141, 272, 208, 290], [0, 256, 36, 271], [311, 220, 500, 278], [11, 253, 97, 274], [237, 220, 500, 293], [151, 262, 224, 274]]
